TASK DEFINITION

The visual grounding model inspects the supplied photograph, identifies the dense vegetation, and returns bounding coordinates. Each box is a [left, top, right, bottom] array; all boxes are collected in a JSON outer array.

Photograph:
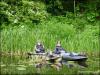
[[0, 0, 100, 52], [0, 0, 100, 75]]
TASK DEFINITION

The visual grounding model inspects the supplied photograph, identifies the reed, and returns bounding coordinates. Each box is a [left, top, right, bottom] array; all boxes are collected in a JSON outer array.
[[1, 19, 99, 53]]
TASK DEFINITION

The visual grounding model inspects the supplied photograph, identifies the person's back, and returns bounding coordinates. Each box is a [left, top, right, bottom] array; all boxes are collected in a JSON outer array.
[[34, 41, 45, 53], [54, 41, 65, 54]]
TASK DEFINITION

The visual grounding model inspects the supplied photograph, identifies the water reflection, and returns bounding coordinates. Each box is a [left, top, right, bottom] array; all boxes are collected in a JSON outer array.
[[1, 54, 100, 75], [0, 55, 35, 74]]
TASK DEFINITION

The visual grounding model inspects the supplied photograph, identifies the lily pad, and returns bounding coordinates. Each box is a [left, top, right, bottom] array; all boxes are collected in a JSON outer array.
[[29, 63, 34, 66], [1, 64, 6, 67], [16, 67, 26, 70], [9, 64, 16, 66]]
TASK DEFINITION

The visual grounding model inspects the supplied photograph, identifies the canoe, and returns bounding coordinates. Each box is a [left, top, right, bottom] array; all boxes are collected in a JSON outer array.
[[62, 53, 87, 61]]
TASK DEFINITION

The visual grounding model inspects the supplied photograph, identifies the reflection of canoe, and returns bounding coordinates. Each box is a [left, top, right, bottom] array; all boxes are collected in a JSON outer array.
[[62, 55, 87, 61]]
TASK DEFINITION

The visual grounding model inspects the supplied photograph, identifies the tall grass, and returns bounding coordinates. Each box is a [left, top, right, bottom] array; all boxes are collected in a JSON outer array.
[[0, 17, 99, 52]]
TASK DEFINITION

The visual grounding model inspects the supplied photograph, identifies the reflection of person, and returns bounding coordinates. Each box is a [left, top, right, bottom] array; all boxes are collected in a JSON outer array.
[[47, 51, 62, 71], [54, 41, 66, 54], [34, 41, 45, 53]]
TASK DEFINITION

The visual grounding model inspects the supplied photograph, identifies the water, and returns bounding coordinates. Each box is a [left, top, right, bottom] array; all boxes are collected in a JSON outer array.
[[0, 55, 38, 75], [0, 54, 100, 75]]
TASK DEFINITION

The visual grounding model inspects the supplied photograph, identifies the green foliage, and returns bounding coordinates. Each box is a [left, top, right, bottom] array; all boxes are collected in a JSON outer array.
[[0, 1, 100, 75], [1, 16, 99, 52], [0, 0, 100, 25], [86, 12, 96, 22], [0, 0, 99, 52], [0, 0, 48, 25], [21, 0, 48, 21]]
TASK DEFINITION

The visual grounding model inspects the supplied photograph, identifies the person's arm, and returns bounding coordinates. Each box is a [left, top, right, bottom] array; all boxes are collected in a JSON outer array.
[[40, 45, 45, 53], [60, 47, 66, 52], [34, 45, 40, 53], [55, 48, 61, 54]]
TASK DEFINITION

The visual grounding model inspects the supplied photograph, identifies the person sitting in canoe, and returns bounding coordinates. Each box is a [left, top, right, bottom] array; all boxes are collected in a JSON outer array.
[[34, 41, 45, 53], [54, 41, 88, 67], [54, 41, 79, 56], [54, 41, 66, 54]]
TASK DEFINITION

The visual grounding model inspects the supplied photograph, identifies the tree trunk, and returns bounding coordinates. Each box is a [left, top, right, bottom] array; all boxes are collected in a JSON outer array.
[[74, 0, 76, 17]]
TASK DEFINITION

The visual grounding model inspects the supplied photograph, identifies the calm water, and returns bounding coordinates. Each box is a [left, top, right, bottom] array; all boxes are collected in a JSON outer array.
[[0, 55, 38, 75], [0, 54, 100, 75]]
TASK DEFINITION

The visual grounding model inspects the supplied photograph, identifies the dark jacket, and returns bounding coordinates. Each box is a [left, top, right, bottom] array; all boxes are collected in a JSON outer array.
[[54, 46, 65, 54], [35, 44, 45, 53]]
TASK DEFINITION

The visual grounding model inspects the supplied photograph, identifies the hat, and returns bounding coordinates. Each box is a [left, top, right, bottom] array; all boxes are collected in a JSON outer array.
[[37, 42, 41, 45], [56, 41, 61, 46], [37, 40, 41, 45]]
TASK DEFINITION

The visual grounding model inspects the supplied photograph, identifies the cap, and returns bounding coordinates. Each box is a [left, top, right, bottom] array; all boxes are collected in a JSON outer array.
[[56, 41, 61, 46]]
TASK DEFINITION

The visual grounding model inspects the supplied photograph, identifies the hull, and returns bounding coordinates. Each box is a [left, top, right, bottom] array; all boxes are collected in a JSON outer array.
[[62, 55, 87, 61]]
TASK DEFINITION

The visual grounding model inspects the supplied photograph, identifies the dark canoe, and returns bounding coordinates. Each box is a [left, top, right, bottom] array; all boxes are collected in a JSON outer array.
[[62, 55, 87, 61]]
